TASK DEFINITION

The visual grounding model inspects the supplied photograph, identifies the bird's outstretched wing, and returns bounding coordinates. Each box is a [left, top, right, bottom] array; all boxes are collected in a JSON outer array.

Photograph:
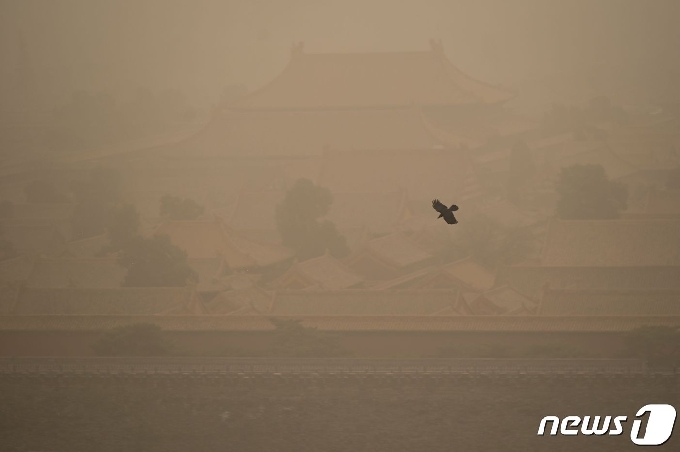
[[432, 199, 449, 215], [443, 213, 458, 224]]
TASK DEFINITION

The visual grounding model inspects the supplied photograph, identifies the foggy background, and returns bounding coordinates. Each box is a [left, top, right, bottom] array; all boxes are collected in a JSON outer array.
[[1, 2, 680, 451], [2, 0, 680, 111]]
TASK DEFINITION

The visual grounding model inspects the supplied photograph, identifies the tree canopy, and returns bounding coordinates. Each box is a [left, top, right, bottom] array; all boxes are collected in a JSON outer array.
[[555, 164, 628, 220], [92, 323, 171, 357], [118, 235, 197, 287], [70, 167, 124, 240], [267, 318, 346, 358], [107, 203, 141, 250], [159, 195, 204, 220], [275, 178, 350, 261], [506, 139, 536, 203]]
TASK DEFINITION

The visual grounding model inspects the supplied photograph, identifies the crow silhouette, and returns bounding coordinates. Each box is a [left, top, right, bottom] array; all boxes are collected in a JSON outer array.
[[432, 199, 459, 224]]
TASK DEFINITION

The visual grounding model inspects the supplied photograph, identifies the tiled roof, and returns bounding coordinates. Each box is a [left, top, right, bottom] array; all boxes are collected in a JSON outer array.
[[541, 219, 680, 267], [316, 148, 483, 202], [154, 219, 293, 269], [269, 290, 458, 316], [274, 254, 365, 291], [227, 233, 293, 269], [229, 41, 514, 110], [463, 286, 537, 315], [227, 190, 408, 239], [365, 233, 434, 268], [499, 265, 680, 299], [12, 287, 200, 316], [26, 258, 126, 289], [2, 315, 680, 333], [443, 258, 497, 292], [188, 258, 227, 292], [399, 220, 455, 255], [61, 234, 111, 258], [204, 288, 274, 315], [221, 273, 261, 290], [539, 288, 680, 316], [0, 255, 36, 284], [226, 226, 370, 255], [368, 266, 438, 290], [172, 107, 468, 158]]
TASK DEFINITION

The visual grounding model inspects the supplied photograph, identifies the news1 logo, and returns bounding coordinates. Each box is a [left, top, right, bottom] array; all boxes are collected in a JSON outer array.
[[537, 404, 676, 446]]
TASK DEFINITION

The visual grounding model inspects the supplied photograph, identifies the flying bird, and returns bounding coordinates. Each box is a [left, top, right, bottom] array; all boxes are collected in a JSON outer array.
[[432, 199, 459, 224]]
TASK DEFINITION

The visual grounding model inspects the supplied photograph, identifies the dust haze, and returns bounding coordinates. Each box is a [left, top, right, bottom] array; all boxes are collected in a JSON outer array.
[[3, 0, 680, 108], [1, 1, 679, 451]]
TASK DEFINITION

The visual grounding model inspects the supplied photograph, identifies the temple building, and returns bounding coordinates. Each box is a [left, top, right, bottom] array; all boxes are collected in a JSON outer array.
[[230, 40, 514, 111], [171, 40, 520, 159]]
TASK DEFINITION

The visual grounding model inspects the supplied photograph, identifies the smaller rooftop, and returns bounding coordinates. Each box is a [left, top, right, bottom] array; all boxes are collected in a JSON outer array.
[[269, 290, 459, 316], [365, 232, 434, 268], [273, 253, 365, 291]]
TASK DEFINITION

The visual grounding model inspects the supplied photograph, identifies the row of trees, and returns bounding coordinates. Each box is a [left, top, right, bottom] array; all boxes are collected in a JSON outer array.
[[19, 167, 204, 287], [504, 138, 630, 220], [12, 161, 634, 273], [23, 169, 206, 237], [275, 178, 350, 261], [105, 202, 198, 288]]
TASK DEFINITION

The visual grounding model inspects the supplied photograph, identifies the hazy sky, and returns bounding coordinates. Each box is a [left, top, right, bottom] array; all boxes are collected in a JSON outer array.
[[2, 0, 679, 109]]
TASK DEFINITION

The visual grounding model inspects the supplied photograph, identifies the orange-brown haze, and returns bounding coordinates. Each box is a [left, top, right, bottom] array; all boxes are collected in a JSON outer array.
[[0, 1, 679, 451]]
